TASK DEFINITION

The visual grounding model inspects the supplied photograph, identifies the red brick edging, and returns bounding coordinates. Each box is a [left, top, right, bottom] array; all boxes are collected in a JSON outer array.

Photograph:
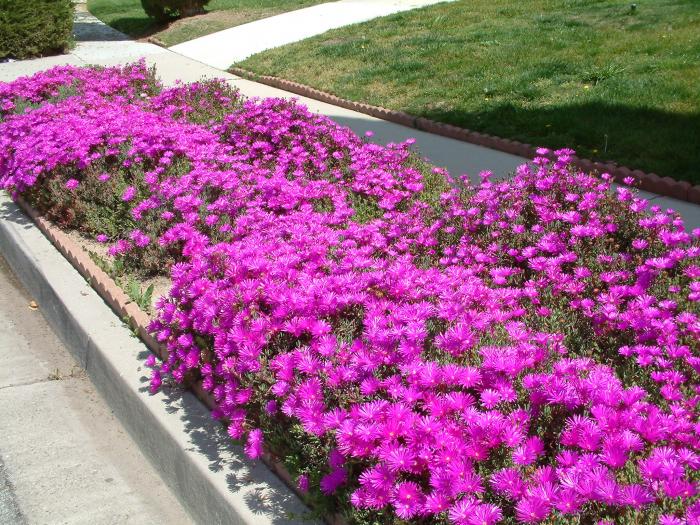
[[14, 197, 344, 525], [229, 67, 700, 205]]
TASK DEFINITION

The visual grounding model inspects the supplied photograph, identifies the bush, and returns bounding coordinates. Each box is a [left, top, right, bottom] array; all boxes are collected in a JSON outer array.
[[2, 62, 700, 525], [140, 0, 210, 22], [0, 0, 73, 60]]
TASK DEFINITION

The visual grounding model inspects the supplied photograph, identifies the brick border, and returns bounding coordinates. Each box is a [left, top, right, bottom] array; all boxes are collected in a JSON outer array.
[[13, 196, 345, 525], [229, 67, 700, 205]]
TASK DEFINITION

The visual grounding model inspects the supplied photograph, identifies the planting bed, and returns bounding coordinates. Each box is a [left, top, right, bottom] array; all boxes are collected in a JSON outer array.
[[1, 62, 700, 525]]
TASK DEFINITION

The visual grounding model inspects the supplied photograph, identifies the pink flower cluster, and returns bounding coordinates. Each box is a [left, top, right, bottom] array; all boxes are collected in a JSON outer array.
[[0, 61, 156, 117], [2, 63, 699, 525]]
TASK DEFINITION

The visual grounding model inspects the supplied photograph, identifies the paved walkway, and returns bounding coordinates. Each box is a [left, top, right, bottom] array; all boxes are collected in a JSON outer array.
[[0, 255, 192, 524], [170, 0, 454, 69]]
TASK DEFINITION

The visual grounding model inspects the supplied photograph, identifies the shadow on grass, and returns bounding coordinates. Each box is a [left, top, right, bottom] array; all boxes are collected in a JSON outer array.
[[100, 16, 167, 40], [418, 100, 700, 185]]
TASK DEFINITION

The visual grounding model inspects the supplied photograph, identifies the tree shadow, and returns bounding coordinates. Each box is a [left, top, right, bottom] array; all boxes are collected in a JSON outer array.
[[73, 8, 136, 42], [92, 17, 167, 40], [73, 22, 130, 42], [0, 200, 34, 231], [418, 100, 700, 185], [135, 370, 315, 524]]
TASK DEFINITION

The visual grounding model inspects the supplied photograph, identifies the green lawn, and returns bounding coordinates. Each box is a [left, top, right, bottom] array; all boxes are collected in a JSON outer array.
[[239, 0, 700, 184], [87, 0, 326, 46]]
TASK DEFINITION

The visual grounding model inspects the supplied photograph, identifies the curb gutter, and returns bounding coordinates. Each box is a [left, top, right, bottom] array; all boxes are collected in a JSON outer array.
[[0, 192, 319, 525], [229, 67, 700, 205]]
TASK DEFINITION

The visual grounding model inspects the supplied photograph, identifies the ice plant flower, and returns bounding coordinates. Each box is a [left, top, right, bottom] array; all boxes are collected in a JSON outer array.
[[2, 62, 699, 525], [121, 186, 136, 202]]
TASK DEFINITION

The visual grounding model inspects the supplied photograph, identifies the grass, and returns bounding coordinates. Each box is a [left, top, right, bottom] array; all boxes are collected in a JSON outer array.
[[87, 0, 327, 46], [239, 0, 700, 185]]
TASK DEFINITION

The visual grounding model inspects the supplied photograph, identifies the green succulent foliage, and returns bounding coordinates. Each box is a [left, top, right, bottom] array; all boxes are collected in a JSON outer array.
[[126, 278, 154, 312]]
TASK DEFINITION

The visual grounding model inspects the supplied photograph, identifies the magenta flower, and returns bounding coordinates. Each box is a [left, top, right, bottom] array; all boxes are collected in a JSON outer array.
[[467, 503, 502, 525], [65, 178, 79, 190], [448, 498, 478, 525], [491, 468, 525, 499], [515, 497, 550, 523], [659, 515, 685, 525], [663, 479, 697, 499], [4, 63, 700, 525], [227, 421, 243, 440], [121, 185, 136, 201], [107, 239, 131, 256], [513, 436, 544, 466], [244, 428, 263, 459], [391, 481, 424, 519], [553, 489, 582, 514], [423, 492, 450, 514], [320, 467, 347, 495], [384, 446, 416, 473], [621, 484, 655, 508], [297, 474, 309, 493]]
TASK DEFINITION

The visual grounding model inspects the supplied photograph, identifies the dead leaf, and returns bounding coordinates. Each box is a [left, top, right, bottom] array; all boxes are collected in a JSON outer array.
[[28, 300, 38, 310]]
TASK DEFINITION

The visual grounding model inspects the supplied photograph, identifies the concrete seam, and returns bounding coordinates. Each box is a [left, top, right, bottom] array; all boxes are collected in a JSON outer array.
[[0, 377, 75, 391]]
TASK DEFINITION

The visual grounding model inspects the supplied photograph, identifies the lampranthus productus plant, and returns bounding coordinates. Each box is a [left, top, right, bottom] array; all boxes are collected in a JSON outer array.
[[1, 61, 700, 525]]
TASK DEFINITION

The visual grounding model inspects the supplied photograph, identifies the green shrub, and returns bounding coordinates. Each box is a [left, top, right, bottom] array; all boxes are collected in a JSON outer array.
[[0, 0, 74, 60], [140, 0, 210, 22]]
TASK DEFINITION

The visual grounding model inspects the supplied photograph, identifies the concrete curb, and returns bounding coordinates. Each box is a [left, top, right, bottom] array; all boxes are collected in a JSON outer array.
[[0, 192, 318, 525], [229, 67, 700, 205]]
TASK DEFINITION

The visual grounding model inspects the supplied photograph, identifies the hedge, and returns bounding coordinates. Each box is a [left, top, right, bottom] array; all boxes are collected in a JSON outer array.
[[0, 0, 73, 60]]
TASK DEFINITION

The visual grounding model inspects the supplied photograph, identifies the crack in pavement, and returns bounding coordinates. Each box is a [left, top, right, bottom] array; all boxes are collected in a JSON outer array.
[[0, 373, 85, 392]]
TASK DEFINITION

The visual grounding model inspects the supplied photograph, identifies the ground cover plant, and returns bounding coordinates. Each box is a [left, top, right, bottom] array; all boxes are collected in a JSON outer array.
[[2, 62, 700, 525], [239, 0, 700, 185], [0, 0, 74, 60], [87, 0, 327, 46]]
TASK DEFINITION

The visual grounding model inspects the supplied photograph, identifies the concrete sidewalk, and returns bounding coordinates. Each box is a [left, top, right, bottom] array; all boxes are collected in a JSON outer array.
[[0, 255, 192, 525], [170, 0, 454, 69]]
